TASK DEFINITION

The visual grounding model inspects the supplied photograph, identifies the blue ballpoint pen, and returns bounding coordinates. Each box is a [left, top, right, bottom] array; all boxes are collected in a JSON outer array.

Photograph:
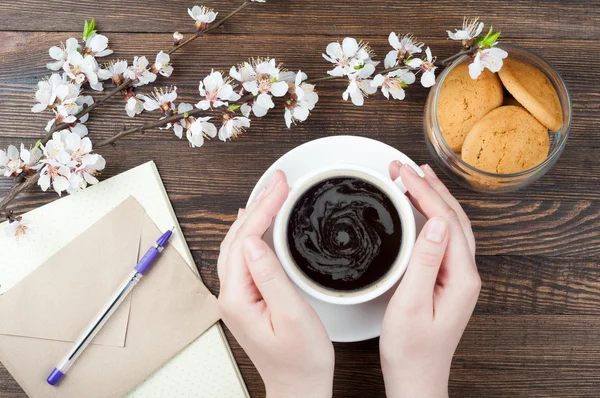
[[46, 227, 174, 386]]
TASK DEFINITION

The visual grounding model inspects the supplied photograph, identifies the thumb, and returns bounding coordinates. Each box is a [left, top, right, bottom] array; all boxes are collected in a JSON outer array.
[[243, 235, 305, 318], [398, 217, 449, 310]]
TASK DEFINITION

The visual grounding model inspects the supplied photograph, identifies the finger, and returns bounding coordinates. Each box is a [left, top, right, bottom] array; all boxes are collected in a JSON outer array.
[[421, 164, 476, 255], [395, 217, 449, 313], [217, 171, 285, 284], [224, 171, 289, 288], [244, 235, 306, 323], [388, 160, 424, 215], [399, 164, 477, 276]]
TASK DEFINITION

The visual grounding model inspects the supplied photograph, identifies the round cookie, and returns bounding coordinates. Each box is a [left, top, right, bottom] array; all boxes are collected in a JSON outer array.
[[461, 106, 550, 174], [498, 57, 563, 131], [437, 63, 504, 152]]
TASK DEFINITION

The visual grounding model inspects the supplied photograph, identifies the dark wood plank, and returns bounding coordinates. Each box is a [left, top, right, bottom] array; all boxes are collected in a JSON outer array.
[[0, 0, 599, 41]]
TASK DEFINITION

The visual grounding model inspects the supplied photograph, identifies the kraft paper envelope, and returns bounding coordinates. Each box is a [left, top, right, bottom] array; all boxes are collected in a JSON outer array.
[[0, 197, 219, 398]]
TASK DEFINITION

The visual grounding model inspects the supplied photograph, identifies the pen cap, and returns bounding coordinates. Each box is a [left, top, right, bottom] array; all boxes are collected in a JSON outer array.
[[47, 368, 64, 385]]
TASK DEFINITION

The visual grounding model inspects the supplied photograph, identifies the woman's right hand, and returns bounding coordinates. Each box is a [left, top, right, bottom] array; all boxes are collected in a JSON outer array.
[[379, 162, 481, 398]]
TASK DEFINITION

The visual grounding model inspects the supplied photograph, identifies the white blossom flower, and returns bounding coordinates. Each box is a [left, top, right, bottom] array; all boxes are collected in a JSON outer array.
[[75, 95, 94, 123], [237, 59, 288, 117], [0, 145, 22, 177], [171, 103, 195, 139], [188, 5, 218, 31], [31, 73, 67, 113], [468, 47, 508, 79], [372, 68, 416, 100], [98, 60, 128, 84], [151, 51, 173, 77], [38, 159, 72, 195], [83, 33, 113, 58], [342, 63, 377, 106], [447, 17, 484, 42], [187, 116, 217, 148], [47, 38, 80, 71], [125, 95, 145, 117], [196, 70, 240, 110], [52, 81, 82, 125], [173, 31, 184, 45], [70, 123, 89, 137], [407, 47, 437, 88], [63, 51, 102, 91], [4, 218, 30, 239], [39, 131, 104, 195], [141, 87, 177, 113], [218, 114, 250, 141], [384, 33, 423, 69], [323, 38, 377, 77], [230, 62, 256, 86], [284, 71, 319, 128], [124, 56, 157, 87]]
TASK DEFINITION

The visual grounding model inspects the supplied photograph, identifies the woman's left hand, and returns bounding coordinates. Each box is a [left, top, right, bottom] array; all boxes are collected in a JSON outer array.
[[217, 170, 335, 398]]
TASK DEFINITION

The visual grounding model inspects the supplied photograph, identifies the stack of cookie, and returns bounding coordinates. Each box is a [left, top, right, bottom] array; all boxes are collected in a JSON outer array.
[[437, 57, 563, 174]]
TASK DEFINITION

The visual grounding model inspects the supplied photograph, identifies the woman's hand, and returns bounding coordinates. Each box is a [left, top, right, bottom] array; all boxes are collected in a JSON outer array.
[[380, 162, 481, 398], [217, 170, 335, 398]]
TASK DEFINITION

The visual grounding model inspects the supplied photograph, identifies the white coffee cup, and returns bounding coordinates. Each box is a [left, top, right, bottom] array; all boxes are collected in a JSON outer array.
[[273, 164, 416, 305]]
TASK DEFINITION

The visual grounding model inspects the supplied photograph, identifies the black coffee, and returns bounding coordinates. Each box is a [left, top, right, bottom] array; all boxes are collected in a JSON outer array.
[[287, 177, 402, 292]]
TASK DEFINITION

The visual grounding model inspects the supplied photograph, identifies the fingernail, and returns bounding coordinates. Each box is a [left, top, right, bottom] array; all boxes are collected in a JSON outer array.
[[266, 172, 283, 193], [237, 208, 245, 219], [403, 164, 417, 176], [426, 217, 448, 243], [244, 236, 266, 261], [424, 164, 438, 179], [393, 160, 402, 168]]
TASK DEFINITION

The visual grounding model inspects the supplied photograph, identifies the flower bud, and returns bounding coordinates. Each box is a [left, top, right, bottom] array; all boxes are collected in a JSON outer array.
[[173, 31, 183, 45]]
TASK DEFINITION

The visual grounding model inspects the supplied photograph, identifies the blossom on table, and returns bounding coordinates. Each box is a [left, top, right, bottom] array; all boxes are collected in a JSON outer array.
[[31, 73, 67, 113], [407, 47, 437, 88], [447, 17, 484, 44], [141, 86, 177, 113], [187, 116, 217, 148], [47, 38, 80, 71], [218, 114, 250, 141], [342, 63, 377, 106], [39, 131, 105, 195], [151, 51, 174, 78], [188, 5, 218, 31], [125, 95, 145, 118], [323, 37, 377, 78], [63, 51, 103, 91], [384, 33, 423, 68], [75, 95, 94, 124], [124, 56, 157, 87], [4, 218, 30, 239], [372, 68, 416, 100], [232, 58, 288, 117], [170, 103, 195, 138], [83, 33, 113, 58], [196, 70, 240, 110], [468, 47, 508, 79], [283, 71, 319, 128], [98, 60, 128, 85], [38, 159, 72, 195], [0, 145, 23, 177]]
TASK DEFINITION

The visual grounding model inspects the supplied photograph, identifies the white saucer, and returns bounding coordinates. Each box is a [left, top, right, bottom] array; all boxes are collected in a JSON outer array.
[[247, 136, 426, 342]]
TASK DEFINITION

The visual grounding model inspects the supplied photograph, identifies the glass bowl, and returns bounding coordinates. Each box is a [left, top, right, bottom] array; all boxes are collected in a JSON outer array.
[[424, 43, 572, 193]]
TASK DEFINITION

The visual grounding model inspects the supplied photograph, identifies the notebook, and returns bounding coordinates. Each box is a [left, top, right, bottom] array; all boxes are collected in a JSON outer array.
[[0, 161, 249, 398]]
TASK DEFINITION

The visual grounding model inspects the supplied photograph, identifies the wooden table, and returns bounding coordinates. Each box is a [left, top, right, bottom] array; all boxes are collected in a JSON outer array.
[[1, 1, 599, 396]]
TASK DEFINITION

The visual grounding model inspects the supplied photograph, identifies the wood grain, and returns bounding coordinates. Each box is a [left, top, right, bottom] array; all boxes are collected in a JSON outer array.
[[1, 0, 600, 397]]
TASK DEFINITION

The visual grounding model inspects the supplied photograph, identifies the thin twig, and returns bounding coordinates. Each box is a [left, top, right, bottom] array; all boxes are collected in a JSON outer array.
[[0, 171, 41, 217], [439, 47, 476, 65]]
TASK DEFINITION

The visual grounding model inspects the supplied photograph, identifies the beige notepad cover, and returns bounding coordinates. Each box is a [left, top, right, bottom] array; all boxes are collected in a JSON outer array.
[[0, 161, 249, 398]]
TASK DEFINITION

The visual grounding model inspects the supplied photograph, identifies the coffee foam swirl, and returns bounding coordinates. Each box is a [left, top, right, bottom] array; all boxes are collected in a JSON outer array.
[[288, 177, 401, 291]]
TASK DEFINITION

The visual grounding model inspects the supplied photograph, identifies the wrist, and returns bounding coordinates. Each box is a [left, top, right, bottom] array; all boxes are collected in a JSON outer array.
[[266, 379, 333, 398]]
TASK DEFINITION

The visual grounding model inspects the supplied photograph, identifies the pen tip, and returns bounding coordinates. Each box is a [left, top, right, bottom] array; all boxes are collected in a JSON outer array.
[[170, 226, 175, 232]]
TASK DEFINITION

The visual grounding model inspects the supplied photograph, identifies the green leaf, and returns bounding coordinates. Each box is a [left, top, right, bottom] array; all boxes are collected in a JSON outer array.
[[34, 140, 41, 148], [228, 104, 241, 112], [354, 63, 364, 71], [83, 18, 97, 40], [183, 112, 189, 118], [475, 25, 501, 48]]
